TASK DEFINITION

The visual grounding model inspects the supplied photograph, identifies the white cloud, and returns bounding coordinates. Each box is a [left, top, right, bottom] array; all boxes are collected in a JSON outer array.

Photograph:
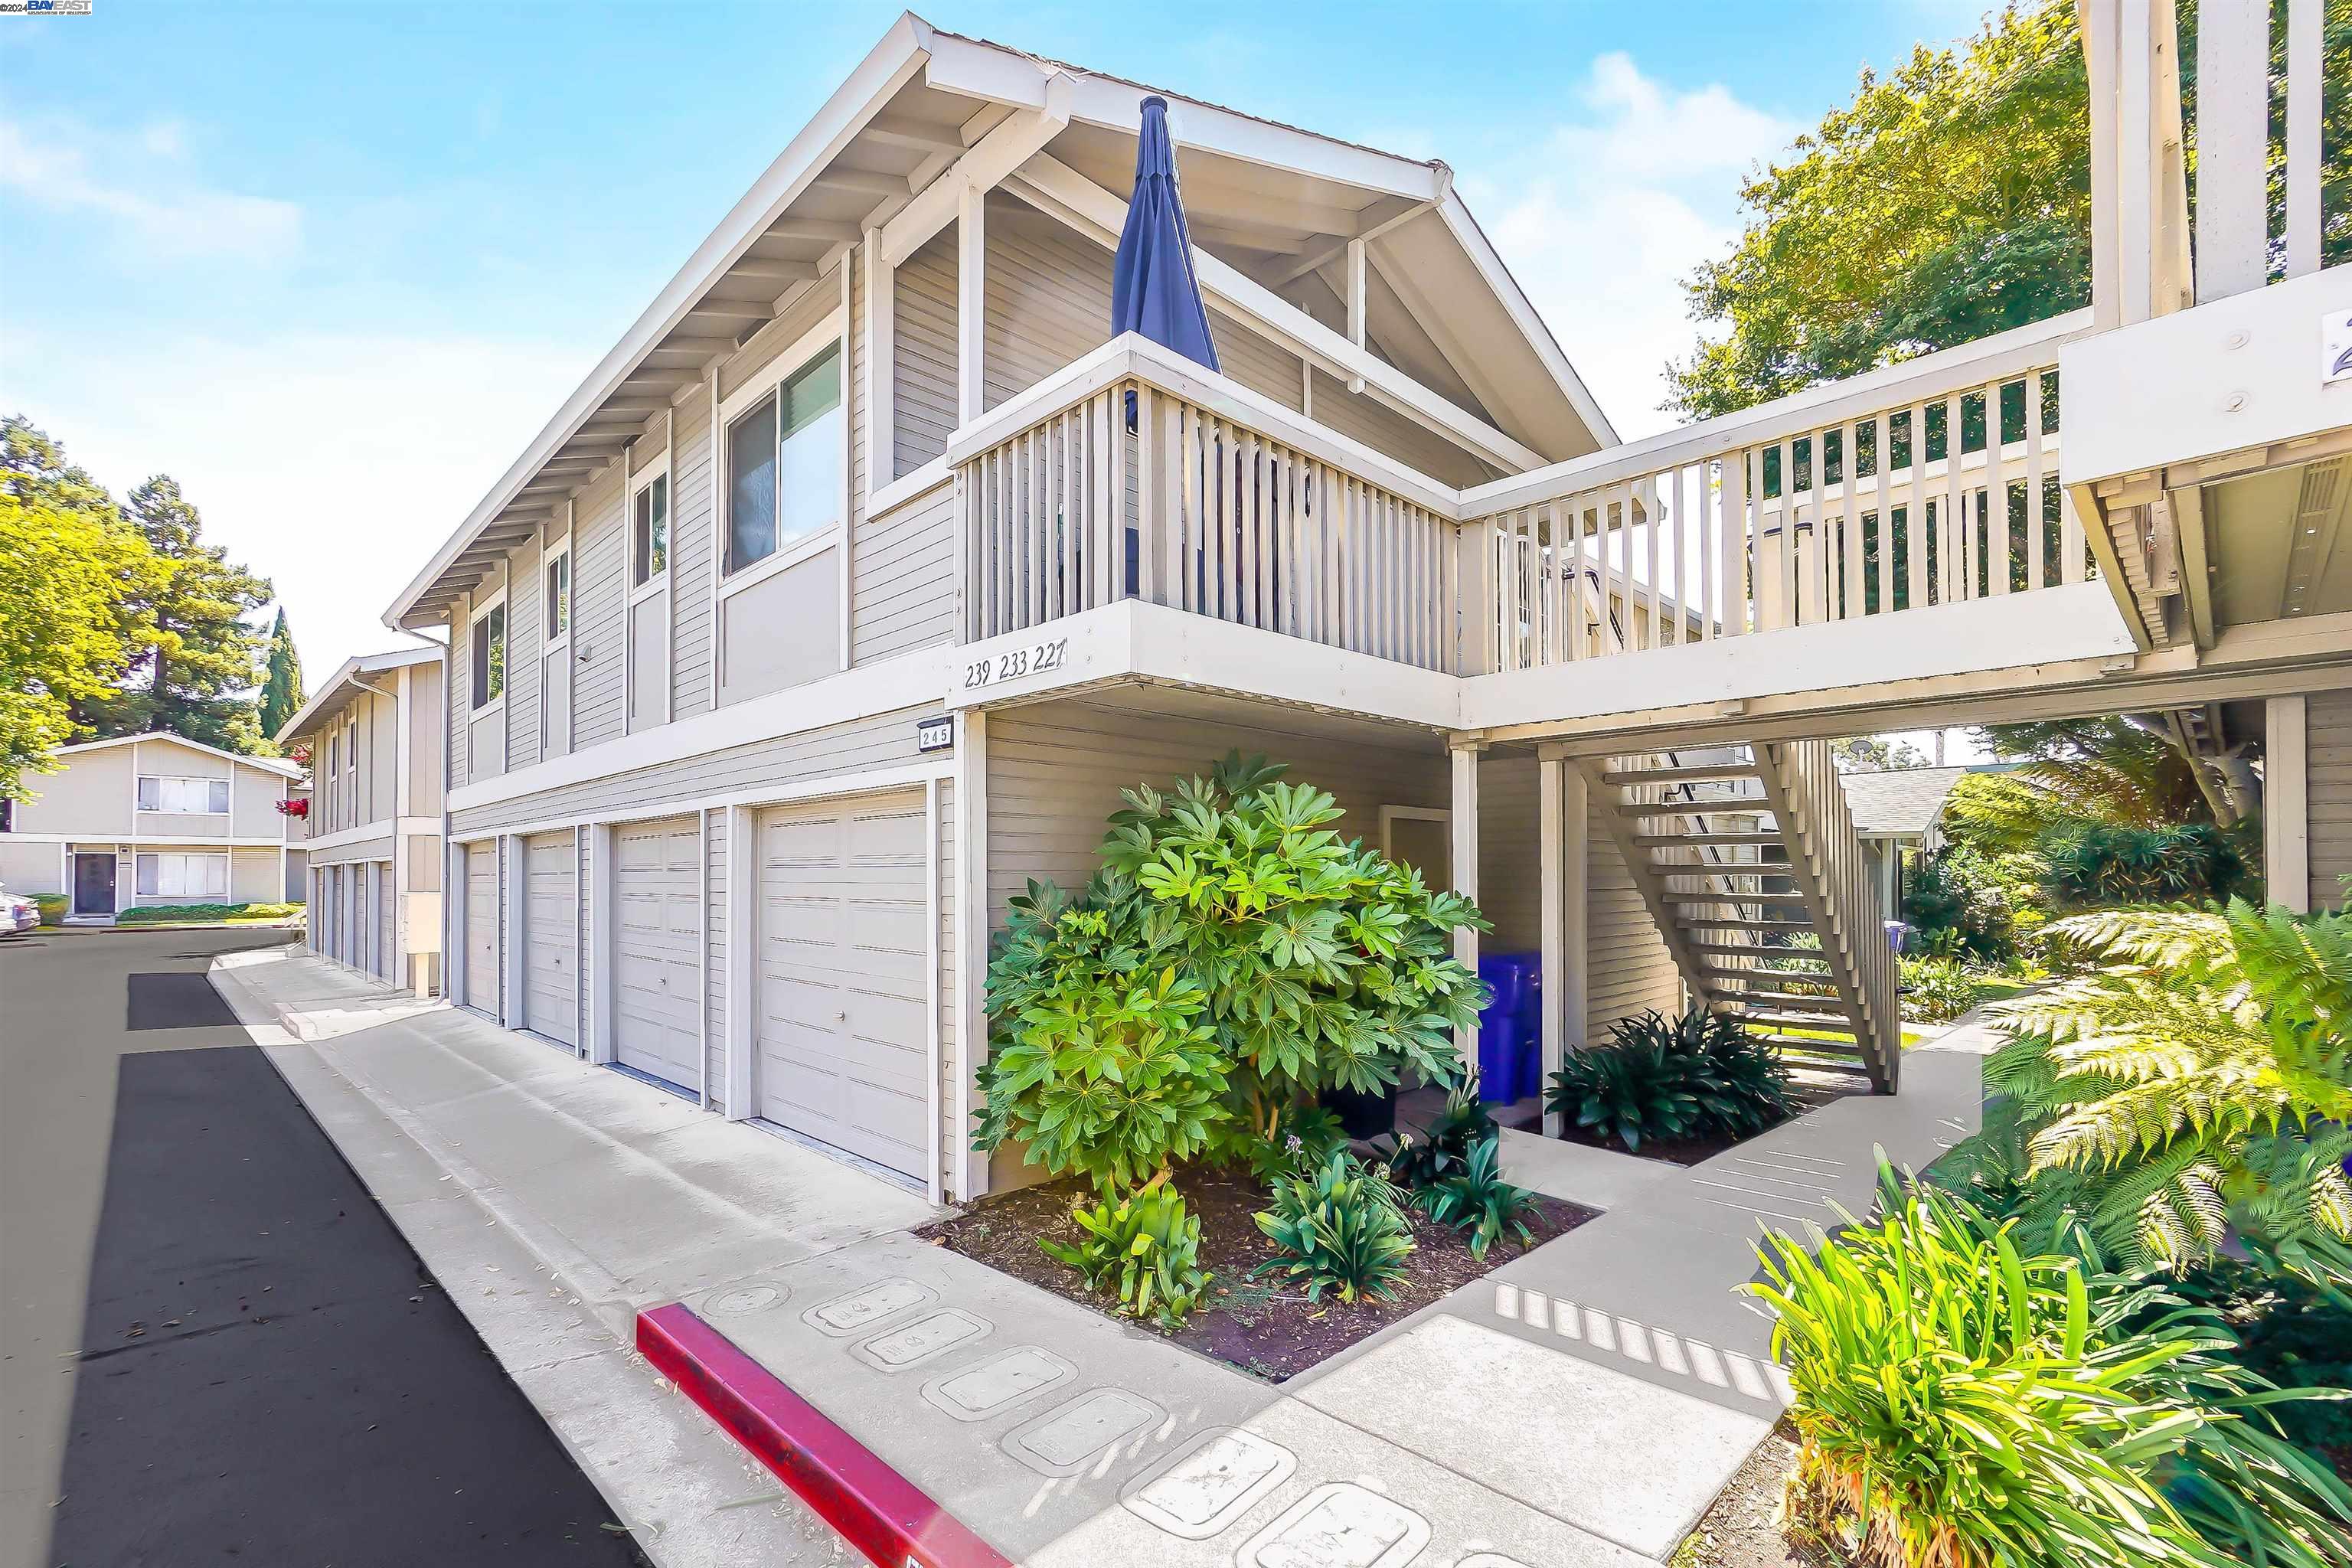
[[2, 325, 594, 681], [1468, 54, 1796, 439], [0, 116, 302, 263]]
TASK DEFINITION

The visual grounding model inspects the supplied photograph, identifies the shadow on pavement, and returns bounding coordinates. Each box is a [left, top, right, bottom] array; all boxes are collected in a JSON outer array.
[[47, 1040, 650, 1567]]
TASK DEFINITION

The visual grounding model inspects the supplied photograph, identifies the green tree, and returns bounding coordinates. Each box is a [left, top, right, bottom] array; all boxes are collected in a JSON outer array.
[[259, 608, 303, 740], [75, 474, 274, 753], [1668, 0, 2352, 420], [0, 426, 160, 799]]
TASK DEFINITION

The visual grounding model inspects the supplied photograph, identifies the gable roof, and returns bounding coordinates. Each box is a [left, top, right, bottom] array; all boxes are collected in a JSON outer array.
[[54, 730, 305, 779], [384, 11, 1613, 632], [1838, 766, 1970, 838], [276, 644, 443, 746]]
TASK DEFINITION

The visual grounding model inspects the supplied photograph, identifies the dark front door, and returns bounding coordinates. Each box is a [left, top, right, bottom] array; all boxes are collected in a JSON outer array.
[[73, 853, 116, 916]]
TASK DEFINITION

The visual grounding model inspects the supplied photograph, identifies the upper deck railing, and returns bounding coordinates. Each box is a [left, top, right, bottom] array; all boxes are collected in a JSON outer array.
[[949, 318, 2102, 684]]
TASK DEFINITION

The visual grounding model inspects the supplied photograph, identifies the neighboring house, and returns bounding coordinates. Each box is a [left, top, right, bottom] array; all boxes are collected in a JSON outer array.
[[0, 733, 309, 920], [378, 10, 2350, 1204], [275, 645, 447, 995], [1839, 766, 1971, 923]]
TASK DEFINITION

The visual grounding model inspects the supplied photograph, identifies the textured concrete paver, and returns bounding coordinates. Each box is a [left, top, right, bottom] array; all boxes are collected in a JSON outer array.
[[1497, 1125, 1679, 1209]]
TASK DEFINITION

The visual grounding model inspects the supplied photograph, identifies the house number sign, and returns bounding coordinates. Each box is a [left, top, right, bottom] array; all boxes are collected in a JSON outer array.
[[915, 714, 954, 753], [960, 635, 1068, 691]]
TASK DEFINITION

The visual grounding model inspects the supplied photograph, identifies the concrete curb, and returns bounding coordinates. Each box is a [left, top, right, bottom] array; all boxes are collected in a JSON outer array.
[[638, 1304, 1012, 1568]]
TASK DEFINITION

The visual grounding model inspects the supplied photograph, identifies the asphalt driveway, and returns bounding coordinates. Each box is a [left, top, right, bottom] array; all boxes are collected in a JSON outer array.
[[0, 926, 647, 1568]]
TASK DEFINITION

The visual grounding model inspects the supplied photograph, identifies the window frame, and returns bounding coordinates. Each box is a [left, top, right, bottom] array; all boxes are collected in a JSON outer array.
[[629, 459, 671, 603], [469, 591, 508, 714], [544, 547, 571, 645], [717, 313, 848, 602], [135, 850, 229, 900], [136, 774, 230, 815]]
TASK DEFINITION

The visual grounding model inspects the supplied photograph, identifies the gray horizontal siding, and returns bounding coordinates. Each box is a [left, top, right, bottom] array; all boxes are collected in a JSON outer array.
[[2309, 688, 2352, 911], [672, 392, 717, 721], [982, 197, 1112, 412], [571, 462, 627, 749], [305, 833, 397, 868], [450, 703, 937, 836], [851, 479, 957, 665], [895, 228, 957, 475]]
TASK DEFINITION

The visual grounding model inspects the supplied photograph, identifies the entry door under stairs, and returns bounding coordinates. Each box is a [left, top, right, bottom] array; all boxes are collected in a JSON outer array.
[[1580, 740, 1902, 1092]]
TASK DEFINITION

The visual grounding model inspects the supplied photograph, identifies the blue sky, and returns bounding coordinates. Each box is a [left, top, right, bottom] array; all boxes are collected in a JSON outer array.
[[2, 0, 1994, 689]]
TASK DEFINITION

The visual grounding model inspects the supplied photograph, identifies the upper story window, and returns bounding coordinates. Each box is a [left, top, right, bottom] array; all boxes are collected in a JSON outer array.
[[470, 600, 506, 709], [632, 475, 668, 588], [138, 775, 230, 815], [725, 338, 843, 576], [326, 732, 338, 779], [545, 551, 570, 639], [343, 718, 357, 773]]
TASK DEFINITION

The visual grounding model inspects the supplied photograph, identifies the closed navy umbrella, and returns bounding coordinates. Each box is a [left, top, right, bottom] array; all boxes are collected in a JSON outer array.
[[1111, 96, 1220, 371]]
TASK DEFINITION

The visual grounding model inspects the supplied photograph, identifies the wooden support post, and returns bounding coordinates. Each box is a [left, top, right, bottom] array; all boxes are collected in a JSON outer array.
[[957, 180, 986, 423], [2268, 695, 2311, 913], [1450, 742, 1481, 1069], [1538, 755, 1586, 1135]]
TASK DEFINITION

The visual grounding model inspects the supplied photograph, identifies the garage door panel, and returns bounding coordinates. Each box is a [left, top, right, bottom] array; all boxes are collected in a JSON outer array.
[[754, 793, 930, 1178], [524, 832, 577, 1046], [464, 844, 499, 1013], [612, 818, 699, 1089]]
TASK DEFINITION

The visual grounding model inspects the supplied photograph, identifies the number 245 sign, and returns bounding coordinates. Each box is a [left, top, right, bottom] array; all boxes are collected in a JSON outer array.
[[962, 636, 1067, 690]]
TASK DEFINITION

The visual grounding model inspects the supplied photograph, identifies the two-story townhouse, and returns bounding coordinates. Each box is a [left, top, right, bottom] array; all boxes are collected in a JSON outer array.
[[0, 733, 309, 920], [274, 645, 446, 994], [384, 10, 2352, 1206]]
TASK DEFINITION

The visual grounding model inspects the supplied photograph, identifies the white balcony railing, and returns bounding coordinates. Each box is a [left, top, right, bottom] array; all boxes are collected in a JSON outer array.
[[949, 318, 2105, 681], [949, 335, 1473, 672], [1460, 312, 2098, 673]]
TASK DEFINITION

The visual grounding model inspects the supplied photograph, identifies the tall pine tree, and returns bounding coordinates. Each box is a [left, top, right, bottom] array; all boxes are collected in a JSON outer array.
[[74, 475, 274, 753], [259, 608, 303, 740]]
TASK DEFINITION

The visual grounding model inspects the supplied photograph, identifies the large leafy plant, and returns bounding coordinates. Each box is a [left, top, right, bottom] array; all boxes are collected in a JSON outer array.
[[1545, 1007, 1796, 1153], [972, 882, 1228, 1192], [1253, 1150, 1416, 1305], [1962, 900, 2352, 1279], [975, 753, 1488, 1187], [1377, 1085, 1498, 1190], [1753, 1172, 2352, 1568], [1038, 1186, 1212, 1330]]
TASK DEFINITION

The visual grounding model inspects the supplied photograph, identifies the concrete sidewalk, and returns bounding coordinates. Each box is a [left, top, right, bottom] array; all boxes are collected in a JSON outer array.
[[214, 949, 1986, 1568]]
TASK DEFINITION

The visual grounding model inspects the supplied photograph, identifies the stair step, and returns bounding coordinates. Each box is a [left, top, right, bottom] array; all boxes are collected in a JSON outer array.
[[1698, 962, 1830, 982], [1661, 889, 1809, 903], [1749, 1032, 1870, 1061], [1736, 1008, 1860, 1034], [1603, 763, 1759, 787], [1684, 942, 1829, 962], [1676, 917, 1815, 934], [1636, 831, 1785, 848], [1709, 988, 1849, 1010], [1615, 799, 1770, 817]]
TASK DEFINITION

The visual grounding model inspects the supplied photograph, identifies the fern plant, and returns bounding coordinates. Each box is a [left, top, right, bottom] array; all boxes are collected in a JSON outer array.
[[1253, 1150, 1415, 1304], [1414, 1135, 1540, 1259], [1038, 1186, 1212, 1329], [1965, 900, 2352, 1278]]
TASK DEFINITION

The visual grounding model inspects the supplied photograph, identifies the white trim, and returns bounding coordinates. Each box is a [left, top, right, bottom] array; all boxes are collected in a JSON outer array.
[[448, 636, 949, 813], [957, 178, 985, 423], [466, 590, 510, 714], [717, 313, 850, 590], [1435, 192, 1619, 449], [276, 646, 440, 746], [0, 832, 299, 848], [627, 448, 674, 600], [718, 312, 846, 423], [705, 368, 724, 704], [724, 804, 755, 1119], [838, 253, 855, 674], [954, 707, 988, 1200], [877, 79, 1071, 268], [923, 775, 942, 1204], [714, 521, 840, 603], [663, 409, 678, 728], [867, 459, 951, 519], [587, 822, 616, 1065], [1377, 805, 1449, 864], [447, 757, 953, 844], [697, 805, 711, 1109], [862, 226, 895, 508]]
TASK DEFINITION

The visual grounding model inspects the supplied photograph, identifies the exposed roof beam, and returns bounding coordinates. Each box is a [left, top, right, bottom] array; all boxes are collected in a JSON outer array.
[[1271, 193, 1437, 286], [727, 260, 819, 286], [880, 73, 1073, 268], [862, 111, 964, 153], [765, 217, 863, 244], [684, 302, 773, 322], [813, 165, 911, 199], [1008, 152, 1544, 473]]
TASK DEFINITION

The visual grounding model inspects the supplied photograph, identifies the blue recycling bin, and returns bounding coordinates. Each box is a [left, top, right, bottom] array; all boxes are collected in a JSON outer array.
[[1477, 952, 1541, 1103]]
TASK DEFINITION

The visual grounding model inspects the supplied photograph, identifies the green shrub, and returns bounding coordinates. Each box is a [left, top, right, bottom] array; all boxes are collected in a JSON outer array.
[[2041, 821, 2247, 905], [1898, 955, 1977, 1024], [1413, 1135, 1539, 1259], [115, 900, 302, 925], [1037, 1186, 1212, 1330], [1753, 1173, 2352, 1568], [1544, 1007, 1795, 1153], [1253, 1150, 1415, 1304], [1901, 846, 2020, 963], [33, 893, 66, 924], [1212, 1101, 1348, 1184], [1376, 1085, 1497, 1190], [976, 753, 1489, 1190]]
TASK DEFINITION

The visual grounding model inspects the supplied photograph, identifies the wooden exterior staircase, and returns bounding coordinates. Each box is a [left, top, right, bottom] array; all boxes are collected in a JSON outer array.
[[1579, 740, 1903, 1093]]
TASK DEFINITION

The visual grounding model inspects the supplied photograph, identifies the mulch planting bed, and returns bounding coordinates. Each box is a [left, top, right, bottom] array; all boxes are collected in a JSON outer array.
[[1555, 1122, 1753, 1167], [1668, 1421, 1846, 1568], [916, 1158, 1595, 1382]]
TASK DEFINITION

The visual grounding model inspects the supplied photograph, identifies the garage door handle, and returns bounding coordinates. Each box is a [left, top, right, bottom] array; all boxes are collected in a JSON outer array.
[[834, 1010, 846, 1021]]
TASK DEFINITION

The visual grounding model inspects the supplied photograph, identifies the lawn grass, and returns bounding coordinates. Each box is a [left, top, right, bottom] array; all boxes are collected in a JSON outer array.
[[113, 902, 305, 926]]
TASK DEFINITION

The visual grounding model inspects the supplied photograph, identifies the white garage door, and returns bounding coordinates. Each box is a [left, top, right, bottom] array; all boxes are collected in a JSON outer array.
[[464, 843, 500, 1014], [333, 865, 353, 966], [374, 863, 393, 979], [612, 818, 700, 1089], [755, 792, 929, 1178], [523, 831, 577, 1046]]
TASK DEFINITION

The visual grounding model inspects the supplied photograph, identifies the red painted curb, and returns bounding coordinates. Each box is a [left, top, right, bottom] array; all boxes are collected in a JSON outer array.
[[636, 1302, 1014, 1568]]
